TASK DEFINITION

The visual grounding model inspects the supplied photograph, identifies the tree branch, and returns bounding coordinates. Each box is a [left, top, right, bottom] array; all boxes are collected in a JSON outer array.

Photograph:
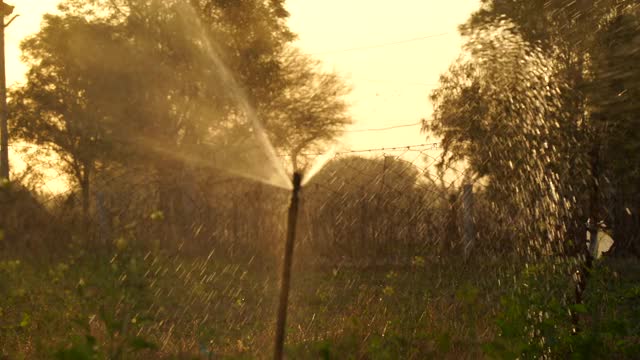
[[4, 14, 18, 28]]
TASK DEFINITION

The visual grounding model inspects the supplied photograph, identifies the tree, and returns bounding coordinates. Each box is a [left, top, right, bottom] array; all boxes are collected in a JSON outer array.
[[267, 48, 351, 170], [589, 9, 640, 254], [429, 1, 640, 256], [10, 15, 114, 221], [10, 0, 351, 244], [426, 21, 586, 256], [305, 155, 429, 260]]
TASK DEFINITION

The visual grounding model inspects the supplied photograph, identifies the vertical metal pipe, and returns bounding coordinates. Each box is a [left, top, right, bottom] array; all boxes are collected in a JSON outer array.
[[274, 172, 302, 360]]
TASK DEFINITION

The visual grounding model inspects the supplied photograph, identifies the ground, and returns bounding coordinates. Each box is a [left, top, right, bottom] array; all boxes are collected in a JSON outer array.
[[1, 243, 639, 359]]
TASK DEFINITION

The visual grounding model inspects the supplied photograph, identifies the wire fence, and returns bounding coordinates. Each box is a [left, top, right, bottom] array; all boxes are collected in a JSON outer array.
[[2, 140, 518, 267]]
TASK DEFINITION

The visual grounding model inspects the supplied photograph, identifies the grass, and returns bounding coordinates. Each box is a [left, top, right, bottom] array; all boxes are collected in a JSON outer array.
[[1, 241, 639, 359]]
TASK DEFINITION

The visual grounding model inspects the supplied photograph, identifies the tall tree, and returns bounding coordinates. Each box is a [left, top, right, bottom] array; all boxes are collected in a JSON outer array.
[[429, 0, 640, 255], [589, 8, 640, 254], [10, 15, 114, 220], [10, 0, 351, 242], [426, 21, 587, 255]]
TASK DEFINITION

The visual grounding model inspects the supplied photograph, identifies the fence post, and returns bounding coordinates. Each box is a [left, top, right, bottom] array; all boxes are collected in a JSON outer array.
[[462, 182, 475, 259]]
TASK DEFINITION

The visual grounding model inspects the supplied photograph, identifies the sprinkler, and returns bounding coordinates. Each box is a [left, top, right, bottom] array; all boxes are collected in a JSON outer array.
[[274, 171, 303, 360]]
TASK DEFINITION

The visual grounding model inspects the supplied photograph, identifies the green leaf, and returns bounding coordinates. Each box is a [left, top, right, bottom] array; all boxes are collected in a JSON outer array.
[[19, 313, 30, 328]]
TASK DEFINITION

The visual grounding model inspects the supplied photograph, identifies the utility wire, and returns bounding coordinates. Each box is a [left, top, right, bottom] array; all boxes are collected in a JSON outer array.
[[278, 143, 440, 157], [312, 32, 451, 55], [344, 121, 424, 133], [336, 143, 440, 155]]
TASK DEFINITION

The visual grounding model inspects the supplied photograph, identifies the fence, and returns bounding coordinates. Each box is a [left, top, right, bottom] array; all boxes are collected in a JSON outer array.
[[2, 141, 492, 263]]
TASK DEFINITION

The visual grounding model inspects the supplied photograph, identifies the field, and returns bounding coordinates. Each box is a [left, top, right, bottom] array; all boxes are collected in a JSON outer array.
[[1, 241, 639, 359]]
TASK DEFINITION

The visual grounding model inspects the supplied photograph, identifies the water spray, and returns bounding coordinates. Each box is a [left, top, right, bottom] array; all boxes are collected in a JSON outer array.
[[274, 171, 302, 360]]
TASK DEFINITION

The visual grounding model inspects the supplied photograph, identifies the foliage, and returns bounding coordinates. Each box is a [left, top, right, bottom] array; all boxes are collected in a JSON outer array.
[[268, 48, 351, 168], [0, 236, 513, 359], [427, 20, 586, 257], [434, 0, 640, 255], [485, 259, 640, 359], [428, 4, 640, 355], [303, 155, 443, 260]]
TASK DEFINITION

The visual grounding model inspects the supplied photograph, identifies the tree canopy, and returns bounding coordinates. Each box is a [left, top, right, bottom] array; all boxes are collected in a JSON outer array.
[[9, 0, 351, 223], [427, 0, 640, 254]]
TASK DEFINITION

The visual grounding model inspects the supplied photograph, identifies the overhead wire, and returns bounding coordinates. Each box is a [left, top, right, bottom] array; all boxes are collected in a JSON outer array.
[[344, 121, 424, 133], [334, 143, 440, 155]]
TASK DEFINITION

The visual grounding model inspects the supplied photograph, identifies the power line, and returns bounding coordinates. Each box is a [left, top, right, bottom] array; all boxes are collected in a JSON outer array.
[[278, 142, 440, 157], [336, 143, 440, 155], [312, 32, 451, 55], [344, 121, 423, 133]]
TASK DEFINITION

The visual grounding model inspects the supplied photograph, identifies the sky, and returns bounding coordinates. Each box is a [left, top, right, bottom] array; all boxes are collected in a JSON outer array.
[[4, 0, 481, 187], [5, 0, 61, 87], [5, 0, 63, 189], [286, 0, 481, 151]]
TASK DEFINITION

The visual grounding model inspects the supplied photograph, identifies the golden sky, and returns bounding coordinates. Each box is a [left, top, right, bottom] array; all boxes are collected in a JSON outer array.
[[5, 0, 63, 188], [5, 0, 60, 86], [286, 0, 480, 151]]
